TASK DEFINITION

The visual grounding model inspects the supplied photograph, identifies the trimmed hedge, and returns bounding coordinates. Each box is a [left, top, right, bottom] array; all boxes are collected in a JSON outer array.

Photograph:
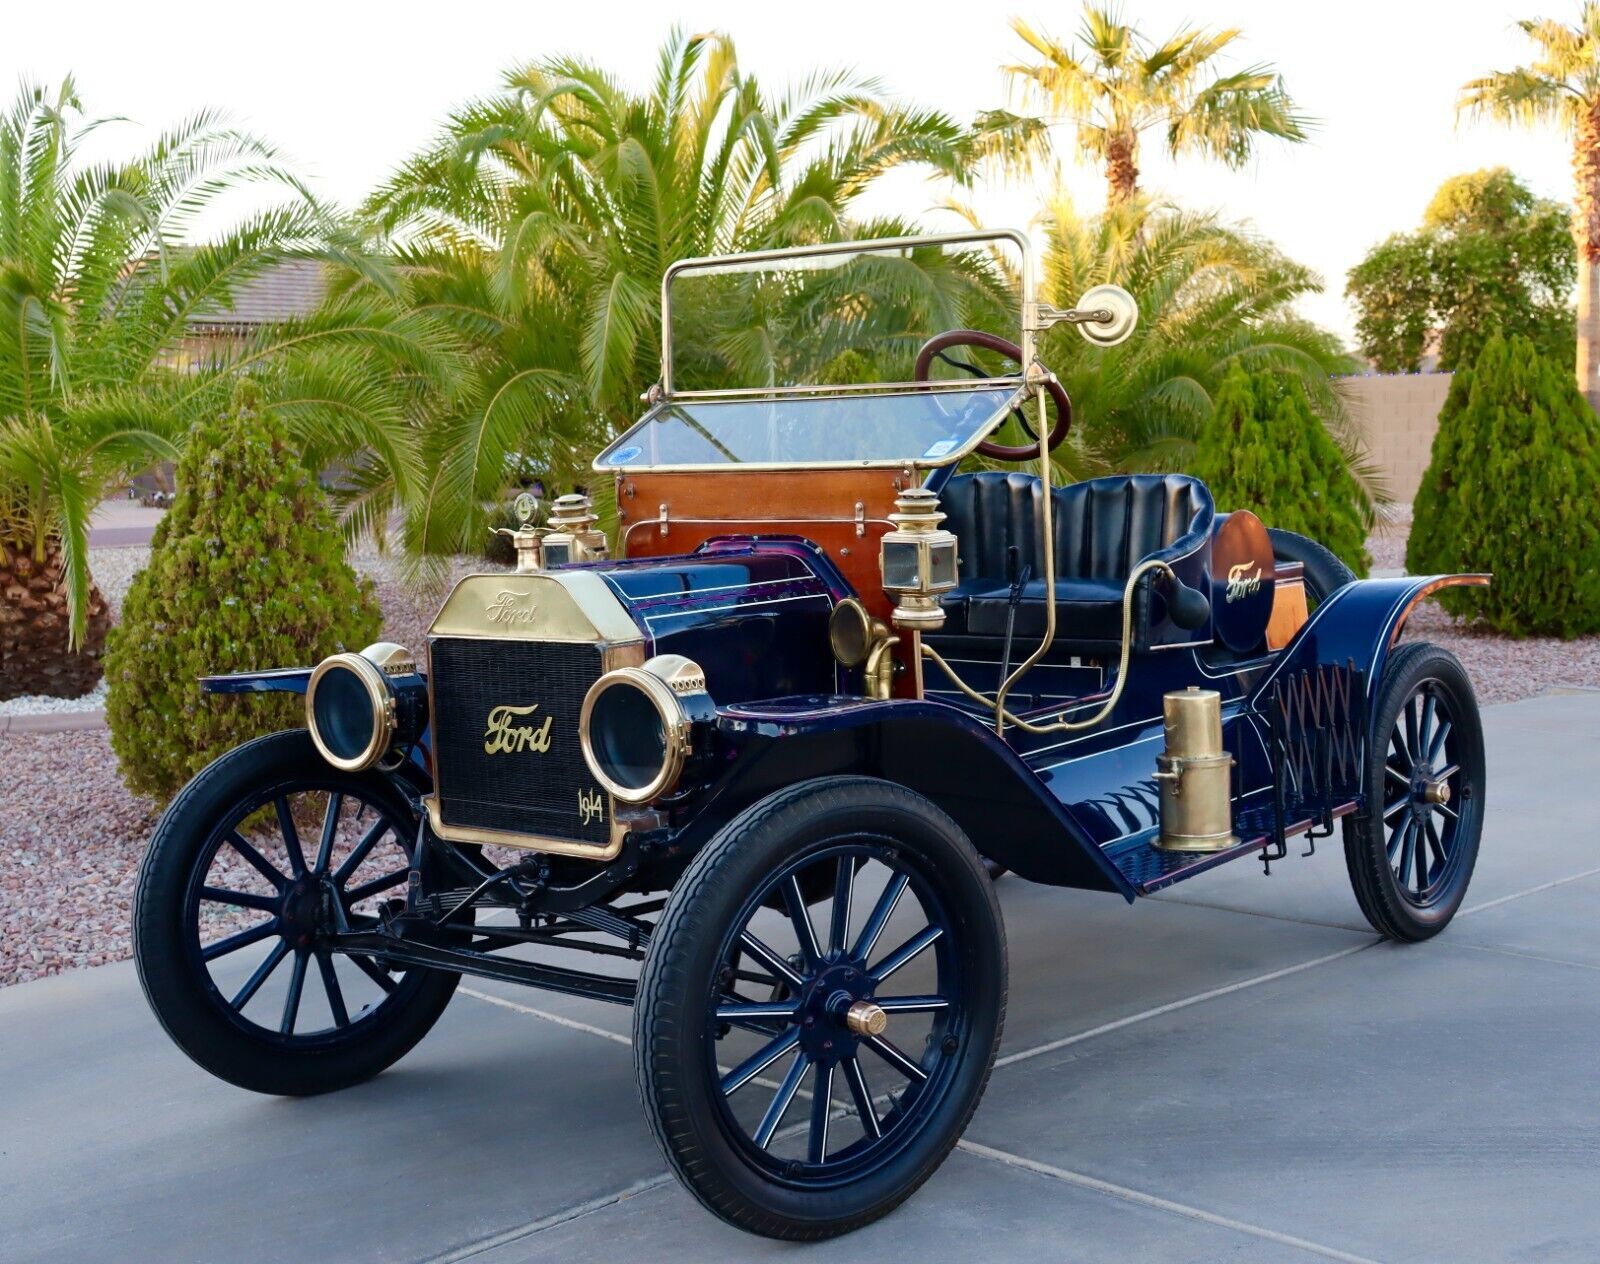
[[106, 381, 381, 802], [1190, 362, 1370, 575], [1408, 333, 1600, 637]]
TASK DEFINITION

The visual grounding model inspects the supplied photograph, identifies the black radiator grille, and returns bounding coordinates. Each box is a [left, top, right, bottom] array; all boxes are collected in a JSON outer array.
[[428, 637, 610, 844]]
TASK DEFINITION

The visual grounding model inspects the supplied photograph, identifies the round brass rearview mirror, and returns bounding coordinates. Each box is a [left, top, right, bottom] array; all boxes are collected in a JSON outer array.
[[1073, 284, 1138, 348]]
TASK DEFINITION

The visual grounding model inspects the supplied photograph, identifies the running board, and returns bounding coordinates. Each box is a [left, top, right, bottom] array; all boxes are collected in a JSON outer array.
[[1107, 800, 1361, 895]]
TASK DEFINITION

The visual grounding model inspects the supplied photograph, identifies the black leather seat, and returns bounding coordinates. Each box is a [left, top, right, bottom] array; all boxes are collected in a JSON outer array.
[[938, 472, 1214, 648]]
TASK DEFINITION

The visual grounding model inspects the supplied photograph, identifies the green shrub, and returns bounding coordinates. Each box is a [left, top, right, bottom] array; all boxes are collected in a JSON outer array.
[[1408, 333, 1600, 637], [1189, 362, 1371, 575], [106, 381, 381, 802]]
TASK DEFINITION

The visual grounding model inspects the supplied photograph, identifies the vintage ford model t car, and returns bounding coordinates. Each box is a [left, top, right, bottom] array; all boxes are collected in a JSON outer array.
[[133, 230, 1488, 1240]]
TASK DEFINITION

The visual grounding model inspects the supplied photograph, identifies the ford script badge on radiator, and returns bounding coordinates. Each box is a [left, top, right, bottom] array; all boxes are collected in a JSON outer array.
[[483, 704, 554, 754]]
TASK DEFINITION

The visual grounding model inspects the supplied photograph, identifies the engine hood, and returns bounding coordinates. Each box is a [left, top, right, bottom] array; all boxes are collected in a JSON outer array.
[[429, 538, 852, 705]]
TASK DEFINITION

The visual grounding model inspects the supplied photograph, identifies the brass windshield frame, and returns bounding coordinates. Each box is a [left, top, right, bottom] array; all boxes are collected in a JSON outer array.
[[657, 228, 1037, 400]]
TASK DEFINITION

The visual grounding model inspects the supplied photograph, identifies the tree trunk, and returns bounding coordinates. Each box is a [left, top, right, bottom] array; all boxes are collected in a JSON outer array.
[[1573, 108, 1600, 410], [1105, 131, 1140, 206], [0, 535, 111, 701]]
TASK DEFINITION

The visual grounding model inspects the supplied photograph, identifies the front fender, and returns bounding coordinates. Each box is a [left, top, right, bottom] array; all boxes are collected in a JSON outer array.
[[199, 667, 313, 694], [675, 696, 1135, 897]]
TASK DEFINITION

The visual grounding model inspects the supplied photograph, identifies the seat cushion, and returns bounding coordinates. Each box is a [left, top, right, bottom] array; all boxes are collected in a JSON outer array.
[[938, 578, 1008, 636], [965, 578, 1124, 642]]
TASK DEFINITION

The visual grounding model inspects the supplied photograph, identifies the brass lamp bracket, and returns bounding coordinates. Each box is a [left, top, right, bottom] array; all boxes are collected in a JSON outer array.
[[542, 492, 609, 566]]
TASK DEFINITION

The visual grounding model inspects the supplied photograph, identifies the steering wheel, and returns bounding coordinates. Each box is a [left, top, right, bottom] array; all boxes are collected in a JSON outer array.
[[913, 329, 1072, 461]]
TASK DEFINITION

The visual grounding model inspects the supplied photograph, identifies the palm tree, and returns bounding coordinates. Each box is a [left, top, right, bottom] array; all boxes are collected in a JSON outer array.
[[0, 80, 448, 699], [937, 193, 1372, 503], [993, 6, 1309, 205], [1459, 5, 1600, 406], [359, 29, 985, 555]]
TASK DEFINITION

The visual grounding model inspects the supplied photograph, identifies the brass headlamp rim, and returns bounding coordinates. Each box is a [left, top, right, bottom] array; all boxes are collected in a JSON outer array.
[[305, 649, 398, 773], [579, 662, 697, 804]]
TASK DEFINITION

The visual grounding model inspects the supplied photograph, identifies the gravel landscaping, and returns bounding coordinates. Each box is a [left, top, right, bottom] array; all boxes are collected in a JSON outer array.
[[4, 522, 1596, 989]]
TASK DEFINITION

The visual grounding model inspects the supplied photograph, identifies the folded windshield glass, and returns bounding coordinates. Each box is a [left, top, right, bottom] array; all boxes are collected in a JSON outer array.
[[595, 385, 1025, 471]]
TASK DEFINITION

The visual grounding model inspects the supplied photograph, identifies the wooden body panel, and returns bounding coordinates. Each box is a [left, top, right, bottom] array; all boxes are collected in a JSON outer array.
[[615, 468, 914, 621], [615, 468, 919, 696], [1266, 562, 1308, 650]]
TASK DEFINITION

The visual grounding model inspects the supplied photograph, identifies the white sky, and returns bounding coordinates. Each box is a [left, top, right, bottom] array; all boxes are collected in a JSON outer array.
[[4, 0, 1574, 342]]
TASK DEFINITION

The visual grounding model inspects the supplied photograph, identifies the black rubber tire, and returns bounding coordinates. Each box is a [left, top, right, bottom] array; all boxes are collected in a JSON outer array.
[[633, 776, 1006, 1240], [133, 730, 460, 1096], [1343, 642, 1485, 942], [1269, 527, 1356, 606]]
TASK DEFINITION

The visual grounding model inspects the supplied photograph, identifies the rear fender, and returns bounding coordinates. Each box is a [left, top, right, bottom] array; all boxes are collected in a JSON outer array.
[[679, 698, 1135, 897], [1249, 573, 1489, 729]]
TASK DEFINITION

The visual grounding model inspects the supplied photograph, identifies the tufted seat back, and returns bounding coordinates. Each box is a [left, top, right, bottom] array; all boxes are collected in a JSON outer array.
[[941, 471, 1212, 586]]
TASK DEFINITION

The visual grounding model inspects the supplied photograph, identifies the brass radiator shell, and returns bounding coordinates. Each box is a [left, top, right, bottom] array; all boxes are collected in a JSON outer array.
[[1154, 687, 1239, 853]]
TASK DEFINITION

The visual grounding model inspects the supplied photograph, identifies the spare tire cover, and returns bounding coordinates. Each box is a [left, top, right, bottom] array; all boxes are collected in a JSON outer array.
[[1208, 510, 1275, 653]]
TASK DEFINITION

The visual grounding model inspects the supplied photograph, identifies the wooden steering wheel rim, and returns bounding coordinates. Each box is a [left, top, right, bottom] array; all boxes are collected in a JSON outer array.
[[912, 329, 1072, 461]]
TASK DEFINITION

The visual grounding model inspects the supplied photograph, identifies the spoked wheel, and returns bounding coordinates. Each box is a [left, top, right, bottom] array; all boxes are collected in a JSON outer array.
[[1344, 642, 1485, 941], [135, 730, 461, 1095], [635, 777, 1005, 1240]]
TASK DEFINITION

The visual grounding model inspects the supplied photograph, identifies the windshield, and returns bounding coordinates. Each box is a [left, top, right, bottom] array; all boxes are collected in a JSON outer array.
[[594, 385, 1025, 471]]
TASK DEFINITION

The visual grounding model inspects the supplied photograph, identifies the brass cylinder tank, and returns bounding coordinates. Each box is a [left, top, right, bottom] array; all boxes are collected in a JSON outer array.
[[1153, 687, 1238, 853]]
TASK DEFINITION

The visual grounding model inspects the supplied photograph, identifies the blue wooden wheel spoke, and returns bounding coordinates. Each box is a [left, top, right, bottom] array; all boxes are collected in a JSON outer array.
[[868, 925, 943, 984], [722, 1029, 801, 1096], [808, 1063, 836, 1164], [715, 1000, 800, 1021], [332, 819, 391, 886], [315, 949, 350, 1028], [873, 995, 951, 1014], [280, 950, 309, 1035], [829, 855, 856, 956], [753, 1050, 812, 1149], [346, 952, 398, 994], [274, 796, 307, 878], [781, 875, 823, 968], [841, 1055, 881, 1139], [230, 939, 290, 1010], [312, 791, 343, 876], [343, 867, 409, 907], [851, 871, 909, 963], [738, 931, 806, 991], [863, 1034, 929, 1083], [201, 885, 279, 913], [1427, 718, 1452, 767], [201, 919, 279, 963], [225, 832, 286, 888]]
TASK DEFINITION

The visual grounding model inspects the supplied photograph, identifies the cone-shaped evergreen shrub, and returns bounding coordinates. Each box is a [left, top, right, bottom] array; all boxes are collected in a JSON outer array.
[[1189, 363, 1371, 574], [1407, 333, 1600, 637], [106, 381, 381, 801]]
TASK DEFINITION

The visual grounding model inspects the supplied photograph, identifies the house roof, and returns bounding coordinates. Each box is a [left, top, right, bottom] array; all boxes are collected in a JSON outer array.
[[188, 258, 329, 330]]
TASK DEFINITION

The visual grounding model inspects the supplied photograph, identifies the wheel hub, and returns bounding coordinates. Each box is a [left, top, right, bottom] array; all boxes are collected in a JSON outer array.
[[277, 878, 335, 948], [795, 959, 878, 1061]]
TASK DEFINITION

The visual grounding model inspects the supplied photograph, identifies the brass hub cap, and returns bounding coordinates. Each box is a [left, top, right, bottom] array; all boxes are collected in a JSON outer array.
[[845, 999, 888, 1037]]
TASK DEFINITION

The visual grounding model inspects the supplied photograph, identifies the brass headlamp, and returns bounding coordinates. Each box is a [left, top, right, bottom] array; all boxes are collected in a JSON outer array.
[[541, 493, 609, 568], [879, 488, 958, 632]]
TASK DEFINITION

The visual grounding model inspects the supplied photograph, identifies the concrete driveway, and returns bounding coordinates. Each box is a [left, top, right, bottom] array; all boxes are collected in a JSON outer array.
[[3, 692, 1597, 1263]]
